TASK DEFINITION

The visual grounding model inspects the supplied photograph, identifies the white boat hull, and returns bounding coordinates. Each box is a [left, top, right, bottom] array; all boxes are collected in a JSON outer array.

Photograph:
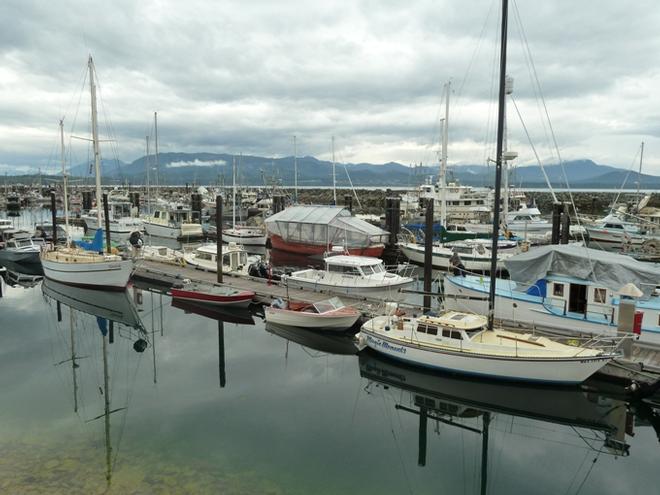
[[144, 222, 203, 239], [41, 257, 133, 290], [222, 230, 267, 246], [359, 326, 610, 384], [265, 307, 360, 331], [282, 275, 412, 301], [399, 243, 506, 272]]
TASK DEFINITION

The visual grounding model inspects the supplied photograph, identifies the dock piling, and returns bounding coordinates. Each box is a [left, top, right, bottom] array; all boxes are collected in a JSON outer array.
[[216, 195, 223, 283], [423, 199, 434, 312]]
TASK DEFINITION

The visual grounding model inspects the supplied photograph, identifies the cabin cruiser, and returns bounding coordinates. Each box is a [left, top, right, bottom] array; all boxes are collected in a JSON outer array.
[[183, 242, 256, 274], [282, 254, 414, 301], [81, 201, 143, 236], [586, 213, 649, 250], [143, 206, 203, 240]]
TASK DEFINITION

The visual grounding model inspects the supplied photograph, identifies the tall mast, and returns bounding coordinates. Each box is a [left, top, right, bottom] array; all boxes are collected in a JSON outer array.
[[145, 136, 151, 216], [232, 156, 237, 228], [154, 112, 159, 198], [637, 141, 644, 199], [293, 135, 298, 203], [487, 0, 509, 331], [503, 76, 513, 220], [439, 81, 450, 228], [59, 118, 70, 244], [88, 56, 102, 228], [332, 136, 337, 205]]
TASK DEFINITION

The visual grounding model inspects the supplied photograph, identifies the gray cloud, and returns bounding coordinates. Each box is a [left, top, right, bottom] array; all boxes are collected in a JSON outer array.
[[1, 0, 659, 176]]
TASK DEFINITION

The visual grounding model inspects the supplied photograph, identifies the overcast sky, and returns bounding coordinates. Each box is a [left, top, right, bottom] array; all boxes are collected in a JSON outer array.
[[1, 0, 659, 177]]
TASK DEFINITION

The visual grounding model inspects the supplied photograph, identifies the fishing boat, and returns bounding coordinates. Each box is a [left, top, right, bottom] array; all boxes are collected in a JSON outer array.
[[81, 202, 143, 236], [183, 242, 255, 274], [282, 254, 414, 300], [170, 280, 255, 307], [265, 297, 361, 331], [41, 57, 133, 291], [143, 205, 204, 240], [586, 213, 648, 250], [358, 310, 616, 384]]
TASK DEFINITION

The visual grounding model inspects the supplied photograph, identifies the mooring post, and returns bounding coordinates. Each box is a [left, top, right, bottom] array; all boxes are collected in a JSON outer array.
[[560, 203, 571, 244], [551, 202, 562, 245], [50, 191, 57, 245], [216, 195, 223, 283], [423, 199, 434, 312], [102, 193, 111, 254]]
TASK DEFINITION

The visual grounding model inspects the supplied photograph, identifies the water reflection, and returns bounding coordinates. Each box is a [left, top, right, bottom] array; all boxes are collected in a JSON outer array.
[[358, 351, 644, 493], [41, 281, 147, 490], [265, 322, 359, 355]]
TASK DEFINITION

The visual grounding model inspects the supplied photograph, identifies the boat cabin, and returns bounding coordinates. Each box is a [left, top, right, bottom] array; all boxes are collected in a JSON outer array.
[[544, 275, 617, 321], [413, 312, 487, 342], [324, 255, 387, 278], [193, 243, 248, 271]]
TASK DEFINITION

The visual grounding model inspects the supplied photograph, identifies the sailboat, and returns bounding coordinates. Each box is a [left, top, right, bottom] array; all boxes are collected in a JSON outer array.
[[358, 0, 618, 384], [41, 56, 133, 290], [222, 156, 267, 246]]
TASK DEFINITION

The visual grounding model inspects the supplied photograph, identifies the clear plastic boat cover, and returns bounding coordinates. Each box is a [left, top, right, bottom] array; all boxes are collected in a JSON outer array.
[[265, 205, 388, 247], [504, 244, 660, 297]]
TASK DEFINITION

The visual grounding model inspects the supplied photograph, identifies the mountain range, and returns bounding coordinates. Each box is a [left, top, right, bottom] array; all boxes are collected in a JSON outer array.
[[9, 154, 660, 189]]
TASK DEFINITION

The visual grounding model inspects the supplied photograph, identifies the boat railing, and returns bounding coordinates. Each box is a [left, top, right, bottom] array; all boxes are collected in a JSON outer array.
[[541, 297, 617, 323]]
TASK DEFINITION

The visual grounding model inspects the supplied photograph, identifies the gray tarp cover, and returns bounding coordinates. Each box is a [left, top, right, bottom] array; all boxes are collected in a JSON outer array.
[[504, 244, 660, 296]]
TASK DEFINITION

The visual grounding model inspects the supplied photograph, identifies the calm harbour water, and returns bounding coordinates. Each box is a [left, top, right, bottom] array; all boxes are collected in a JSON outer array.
[[1, 271, 660, 495]]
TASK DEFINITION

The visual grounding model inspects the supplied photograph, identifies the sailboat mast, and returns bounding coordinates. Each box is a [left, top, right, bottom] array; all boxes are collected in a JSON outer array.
[[332, 136, 337, 205], [88, 56, 103, 228], [440, 81, 450, 228], [637, 141, 644, 199], [59, 119, 70, 243], [145, 136, 151, 216], [293, 135, 298, 203], [154, 112, 159, 197], [232, 156, 237, 228], [487, 0, 509, 331]]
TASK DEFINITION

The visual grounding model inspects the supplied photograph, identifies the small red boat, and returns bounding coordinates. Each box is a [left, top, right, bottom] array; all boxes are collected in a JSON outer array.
[[170, 281, 255, 307]]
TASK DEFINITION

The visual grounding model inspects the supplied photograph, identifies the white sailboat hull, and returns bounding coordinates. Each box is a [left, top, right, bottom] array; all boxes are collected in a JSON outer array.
[[359, 326, 610, 384], [41, 257, 133, 290], [399, 242, 507, 272]]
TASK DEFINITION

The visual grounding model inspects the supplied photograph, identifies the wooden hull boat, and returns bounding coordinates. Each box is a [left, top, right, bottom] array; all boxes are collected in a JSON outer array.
[[170, 281, 255, 307], [265, 297, 361, 331]]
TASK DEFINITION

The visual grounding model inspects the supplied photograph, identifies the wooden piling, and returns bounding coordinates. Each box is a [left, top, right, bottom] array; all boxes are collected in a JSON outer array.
[[216, 195, 223, 283], [423, 199, 434, 312]]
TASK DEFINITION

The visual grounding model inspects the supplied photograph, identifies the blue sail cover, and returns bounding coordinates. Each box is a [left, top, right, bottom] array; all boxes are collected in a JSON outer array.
[[75, 228, 104, 252]]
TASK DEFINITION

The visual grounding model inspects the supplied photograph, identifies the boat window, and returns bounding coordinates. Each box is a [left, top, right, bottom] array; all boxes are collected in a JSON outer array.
[[417, 324, 438, 335], [604, 223, 622, 229], [154, 211, 160, 218], [553, 283, 564, 297], [328, 264, 361, 276], [441, 329, 462, 340], [593, 288, 607, 303]]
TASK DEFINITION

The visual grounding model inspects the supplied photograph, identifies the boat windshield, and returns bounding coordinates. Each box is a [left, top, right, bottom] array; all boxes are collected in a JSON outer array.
[[361, 264, 384, 275], [313, 297, 345, 313]]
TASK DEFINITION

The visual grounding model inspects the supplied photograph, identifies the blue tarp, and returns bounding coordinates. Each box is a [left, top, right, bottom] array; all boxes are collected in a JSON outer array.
[[75, 228, 104, 252]]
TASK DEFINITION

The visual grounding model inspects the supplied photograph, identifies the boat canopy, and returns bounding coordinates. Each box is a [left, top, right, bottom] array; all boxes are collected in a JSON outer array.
[[265, 205, 388, 248], [505, 244, 660, 297]]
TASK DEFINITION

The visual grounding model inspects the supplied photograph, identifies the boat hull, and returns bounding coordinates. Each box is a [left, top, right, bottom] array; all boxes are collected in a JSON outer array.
[[41, 257, 133, 290], [269, 234, 384, 257], [282, 275, 412, 301], [265, 307, 360, 331], [359, 327, 611, 384], [144, 222, 204, 240], [0, 249, 41, 264], [399, 242, 506, 272], [170, 288, 254, 307]]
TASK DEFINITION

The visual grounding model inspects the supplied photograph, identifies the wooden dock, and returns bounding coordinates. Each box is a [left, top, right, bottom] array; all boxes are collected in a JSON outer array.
[[132, 260, 423, 316]]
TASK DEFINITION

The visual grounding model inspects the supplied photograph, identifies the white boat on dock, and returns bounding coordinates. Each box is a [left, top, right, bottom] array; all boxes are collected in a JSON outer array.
[[183, 242, 255, 274], [282, 254, 414, 301]]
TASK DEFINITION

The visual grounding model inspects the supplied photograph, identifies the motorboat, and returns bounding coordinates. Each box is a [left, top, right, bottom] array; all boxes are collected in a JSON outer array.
[[183, 242, 255, 274], [171, 298, 255, 325], [139, 245, 185, 266], [282, 254, 414, 300], [170, 280, 255, 307], [265, 296, 361, 331], [358, 309, 617, 384], [0, 235, 45, 264], [143, 206, 204, 240], [586, 213, 648, 250], [398, 238, 517, 273], [222, 225, 267, 246]]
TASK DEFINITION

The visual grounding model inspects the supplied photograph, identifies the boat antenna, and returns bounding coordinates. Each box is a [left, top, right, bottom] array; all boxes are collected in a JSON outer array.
[[487, 0, 508, 331]]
